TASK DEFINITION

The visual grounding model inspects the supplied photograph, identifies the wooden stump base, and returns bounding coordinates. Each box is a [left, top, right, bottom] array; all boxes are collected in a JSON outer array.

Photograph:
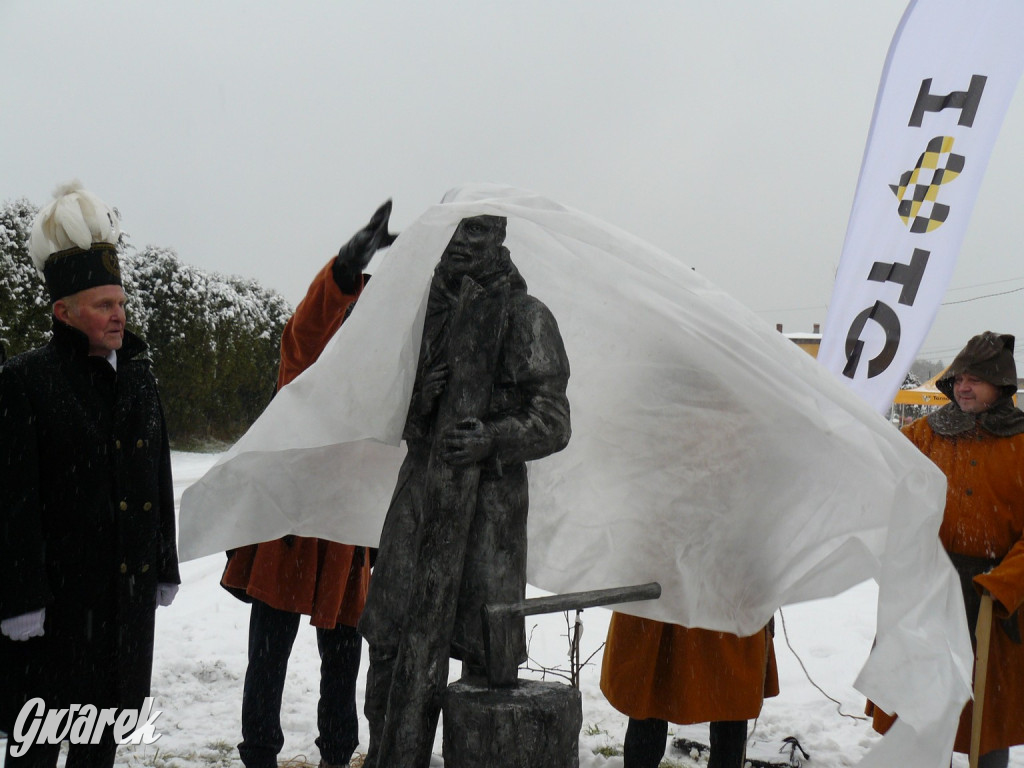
[[442, 678, 582, 768]]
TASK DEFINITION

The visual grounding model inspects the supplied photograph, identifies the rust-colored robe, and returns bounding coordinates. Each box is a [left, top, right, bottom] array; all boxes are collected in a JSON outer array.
[[870, 418, 1024, 754], [600, 613, 779, 724], [220, 259, 372, 629]]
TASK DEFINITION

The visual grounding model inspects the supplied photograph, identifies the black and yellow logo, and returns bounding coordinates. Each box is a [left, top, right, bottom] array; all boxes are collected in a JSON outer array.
[[889, 135, 964, 233]]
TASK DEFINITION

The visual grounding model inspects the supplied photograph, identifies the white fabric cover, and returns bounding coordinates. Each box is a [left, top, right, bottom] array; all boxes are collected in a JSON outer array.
[[179, 184, 971, 767]]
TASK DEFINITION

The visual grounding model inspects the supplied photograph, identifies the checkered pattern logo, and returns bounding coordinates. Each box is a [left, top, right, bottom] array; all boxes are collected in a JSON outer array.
[[889, 135, 964, 233]]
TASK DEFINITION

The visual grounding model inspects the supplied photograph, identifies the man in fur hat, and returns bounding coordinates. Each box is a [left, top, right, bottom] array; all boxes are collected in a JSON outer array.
[[0, 182, 179, 768], [869, 331, 1024, 768]]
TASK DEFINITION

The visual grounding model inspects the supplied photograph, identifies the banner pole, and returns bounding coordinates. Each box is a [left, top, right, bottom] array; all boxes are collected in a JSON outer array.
[[969, 592, 994, 768]]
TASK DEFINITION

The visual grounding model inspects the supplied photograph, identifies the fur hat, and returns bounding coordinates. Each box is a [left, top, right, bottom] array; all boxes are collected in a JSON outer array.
[[27, 181, 123, 302], [936, 331, 1018, 399]]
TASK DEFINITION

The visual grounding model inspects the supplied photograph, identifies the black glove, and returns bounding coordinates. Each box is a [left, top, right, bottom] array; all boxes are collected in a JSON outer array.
[[332, 199, 399, 293]]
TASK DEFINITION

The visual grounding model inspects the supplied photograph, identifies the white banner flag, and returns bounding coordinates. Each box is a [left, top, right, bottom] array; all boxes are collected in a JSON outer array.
[[818, 0, 1024, 413]]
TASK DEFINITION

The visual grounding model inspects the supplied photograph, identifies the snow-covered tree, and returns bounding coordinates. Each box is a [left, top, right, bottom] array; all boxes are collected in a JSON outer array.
[[122, 245, 290, 444], [900, 370, 922, 390], [0, 197, 50, 356], [898, 370, 925, 422]]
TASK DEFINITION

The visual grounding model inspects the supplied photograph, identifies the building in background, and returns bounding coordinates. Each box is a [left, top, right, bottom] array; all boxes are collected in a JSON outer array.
[[778, 323, 821, 359]]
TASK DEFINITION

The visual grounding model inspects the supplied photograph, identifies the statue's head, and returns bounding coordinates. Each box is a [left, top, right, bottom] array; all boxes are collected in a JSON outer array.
[[439, 215, 508, 281]]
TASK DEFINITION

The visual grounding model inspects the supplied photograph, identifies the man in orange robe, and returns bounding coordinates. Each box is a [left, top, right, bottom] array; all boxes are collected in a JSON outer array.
[[869, 331, 1024, 768], [600, 615, 778, 768], [221, 201, 396, 768]]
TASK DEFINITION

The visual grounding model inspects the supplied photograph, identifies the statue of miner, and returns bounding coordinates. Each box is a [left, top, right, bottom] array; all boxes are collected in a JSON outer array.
[[357, 214, 571, 768]]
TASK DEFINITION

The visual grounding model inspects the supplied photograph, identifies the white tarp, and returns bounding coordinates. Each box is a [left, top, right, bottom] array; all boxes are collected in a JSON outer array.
[[179, 184, 971, 767], [818, 0, 1024, 413]]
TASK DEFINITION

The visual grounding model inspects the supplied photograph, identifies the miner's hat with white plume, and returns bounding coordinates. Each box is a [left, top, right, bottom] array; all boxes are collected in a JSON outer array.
[[27, 181, 123, 302]]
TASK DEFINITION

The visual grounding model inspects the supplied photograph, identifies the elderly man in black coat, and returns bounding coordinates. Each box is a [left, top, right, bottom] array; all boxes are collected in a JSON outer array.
[[0, 183, 180, 768]]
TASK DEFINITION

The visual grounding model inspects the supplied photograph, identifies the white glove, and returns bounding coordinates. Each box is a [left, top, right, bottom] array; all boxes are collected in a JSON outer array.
[[156, 583, 179, 607], [1, 609, 45, 641]]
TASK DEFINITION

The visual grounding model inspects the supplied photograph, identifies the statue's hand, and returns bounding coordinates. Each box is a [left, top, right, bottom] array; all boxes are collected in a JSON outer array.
[[415, 363, 449, 416], [441, 418, 495, 466]]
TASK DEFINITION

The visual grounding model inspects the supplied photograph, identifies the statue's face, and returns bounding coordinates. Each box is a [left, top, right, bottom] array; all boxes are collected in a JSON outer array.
[[440, 216, 505, 279]]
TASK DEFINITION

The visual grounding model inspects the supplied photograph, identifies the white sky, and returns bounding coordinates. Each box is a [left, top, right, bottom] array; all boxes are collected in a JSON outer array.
[[3, 1, 1023, 364]]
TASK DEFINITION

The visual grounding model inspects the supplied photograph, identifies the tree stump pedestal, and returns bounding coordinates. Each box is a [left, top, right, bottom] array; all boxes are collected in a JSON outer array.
[[442, 678, 582, 768]]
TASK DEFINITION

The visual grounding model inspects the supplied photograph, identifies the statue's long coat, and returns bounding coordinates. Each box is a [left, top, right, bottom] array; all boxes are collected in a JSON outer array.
[[221, 259, 372, 629], [358, 268, 570, 667], [0, 322, 179, 729], [872, 415, 1024, 755]]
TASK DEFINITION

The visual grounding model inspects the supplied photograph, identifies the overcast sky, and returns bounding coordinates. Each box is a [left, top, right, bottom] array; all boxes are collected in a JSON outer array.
[[3, 1, 1023, 365]]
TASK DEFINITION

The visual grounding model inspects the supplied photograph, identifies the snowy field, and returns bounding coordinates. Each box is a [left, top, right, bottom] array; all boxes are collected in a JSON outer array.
[[2, 451, 1020, 767]]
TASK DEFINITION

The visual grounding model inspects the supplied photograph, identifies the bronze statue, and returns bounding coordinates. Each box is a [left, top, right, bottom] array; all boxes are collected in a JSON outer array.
[[358, 215, 571, 767]]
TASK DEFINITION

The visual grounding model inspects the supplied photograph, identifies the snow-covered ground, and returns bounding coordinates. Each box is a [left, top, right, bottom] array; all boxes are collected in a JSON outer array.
[[2, 451, 1019, 767]]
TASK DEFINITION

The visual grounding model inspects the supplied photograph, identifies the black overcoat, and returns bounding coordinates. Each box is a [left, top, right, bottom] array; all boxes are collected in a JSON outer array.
[[0, 321, 179, 729]]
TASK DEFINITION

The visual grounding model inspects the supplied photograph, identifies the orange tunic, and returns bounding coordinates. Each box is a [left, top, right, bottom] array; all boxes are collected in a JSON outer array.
[[600, 613, 779, 724], [221, 259, 372, 629], [870, 418, 1024, 754]]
